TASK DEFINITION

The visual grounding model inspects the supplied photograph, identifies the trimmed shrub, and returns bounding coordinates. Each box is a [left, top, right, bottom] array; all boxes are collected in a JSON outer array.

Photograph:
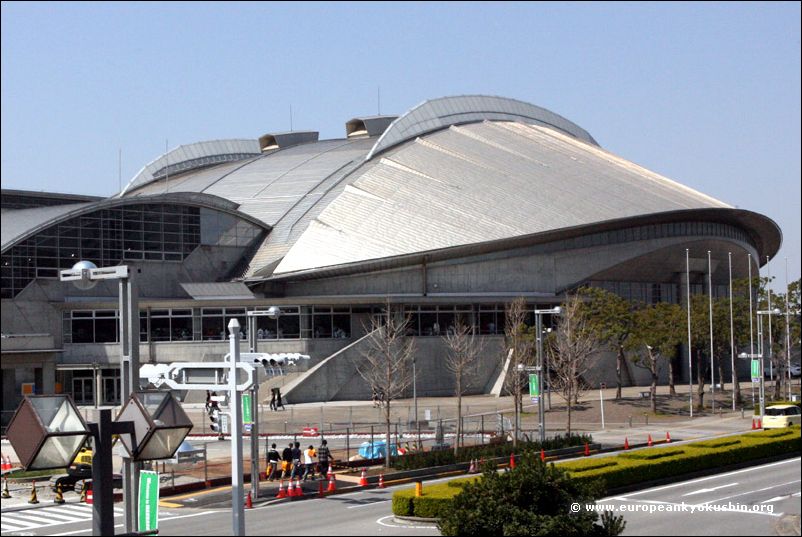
[[391, 432, 592, 471], [619, 449, 685, 460], [688, 439, 741, 449], [392, 491, 415, 516]]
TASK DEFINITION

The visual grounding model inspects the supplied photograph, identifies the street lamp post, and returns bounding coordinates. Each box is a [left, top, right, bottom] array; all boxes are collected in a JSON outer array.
[[60, 261, 140, 534], [741, 307, 782, 424], [534, 306, 561, 443], [757, 308, 783, 407]]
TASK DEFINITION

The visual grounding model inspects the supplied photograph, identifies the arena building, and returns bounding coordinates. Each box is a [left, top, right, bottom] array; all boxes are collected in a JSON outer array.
[[0, 95, 781, 418]]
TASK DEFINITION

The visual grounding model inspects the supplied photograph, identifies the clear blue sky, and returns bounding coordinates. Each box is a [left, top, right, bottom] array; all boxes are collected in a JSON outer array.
[[2, 2, 800, 288]]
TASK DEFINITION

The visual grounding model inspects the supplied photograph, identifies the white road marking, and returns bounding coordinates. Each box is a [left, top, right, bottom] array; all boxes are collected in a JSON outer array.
[[761, 496, 789, 503], [0, 505, 124, 534], [376, 515, 437, 529], [614, 458, 800, 499], [54, 510, 217, 536], [682, 483, 739, 496], [699, 480, 801, 506]]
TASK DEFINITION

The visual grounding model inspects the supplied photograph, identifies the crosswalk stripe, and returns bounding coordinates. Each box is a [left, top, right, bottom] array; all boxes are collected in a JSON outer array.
[[0, 515, 42, 529], [36, 507, 92, 521], [3, 512, 63, 525], [60, 504, 95, 515], [2, 522, 31, 532]]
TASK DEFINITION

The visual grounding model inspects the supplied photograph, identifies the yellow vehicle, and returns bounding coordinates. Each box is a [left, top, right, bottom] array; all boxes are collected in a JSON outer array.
[[762, 404, 802, 429]]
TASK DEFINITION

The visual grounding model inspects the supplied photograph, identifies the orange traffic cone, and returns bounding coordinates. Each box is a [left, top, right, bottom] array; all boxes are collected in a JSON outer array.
[[584, 443, 590, 456], [647, 434, 653, 447], [318, 481, 325, 497], [86, 487, 94, 505], [276, 480, 287, 498], [246, 491, 253, 509], [757, 418, 762, 429], [294, 477, 303, 497], [665, 431, 671, 443], [327, 464, 333, 480], [327, 474, 337, 493], [359, 468, 368, 486], [288, 479, 296, 497], [624, 437, 630, 450], [752, 418, 757, 430], [540, 449, 546, 462], [378, 474, 385, 488], [510, 453, 516, 469]]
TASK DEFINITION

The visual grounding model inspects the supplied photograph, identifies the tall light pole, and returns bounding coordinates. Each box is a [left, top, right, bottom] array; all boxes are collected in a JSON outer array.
[[746, 308, 782, 424], [686, 248, 693, 418], [60, 261, 140, 534], [748, 254, 755, 407], [535, 306, 561, 443], [707, 251, 715, 413], [785, 258, 792, 400], [729, 252, 736, 411], [229, 319, 245, 537]]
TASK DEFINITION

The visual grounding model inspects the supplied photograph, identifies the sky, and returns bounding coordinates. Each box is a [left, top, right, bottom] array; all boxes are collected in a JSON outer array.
[[1, 2, 800, 289]]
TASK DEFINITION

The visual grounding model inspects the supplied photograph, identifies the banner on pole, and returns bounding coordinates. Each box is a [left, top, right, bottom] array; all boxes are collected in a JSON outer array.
[[529, 373, 539, 402], [751, 359, 761, 382], [138, 470, 159, 532], [242, 393, 252, 424]]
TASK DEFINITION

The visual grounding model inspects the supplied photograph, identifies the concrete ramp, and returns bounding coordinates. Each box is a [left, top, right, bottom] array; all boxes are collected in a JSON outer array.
[[282, 329, 380, 404]]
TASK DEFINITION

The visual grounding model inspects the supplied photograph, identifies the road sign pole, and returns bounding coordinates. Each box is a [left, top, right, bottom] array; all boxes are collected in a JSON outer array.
[[229, 320, 245, 536], [250, 384, 259, 500]]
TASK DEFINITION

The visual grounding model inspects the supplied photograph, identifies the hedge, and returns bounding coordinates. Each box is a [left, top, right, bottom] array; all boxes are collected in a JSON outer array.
[[390, 432, 592, 471], [392, 427, 801, 518]]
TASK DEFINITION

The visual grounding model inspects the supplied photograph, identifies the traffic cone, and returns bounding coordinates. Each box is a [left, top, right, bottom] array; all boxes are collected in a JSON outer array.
[[359, 468, 368, 486], [647, 434, 653, 447], [245, 491, 252, 509], [2, 478, 10, 499], [327, 474, 337, 493], [624, 437, 630, 450], [0, 456, 7, 471], [294, 477, 304, 497], [86, 487, 93, 505], [2, 456, 10, 471], [276, 480, 287, 499], [327, 464, 333, 480], [467, 459, 475, 473], [665, 431, 671, 443], [54, 482, 66, 504], [584, 443, 590, 456], [757, 418, 762, 429], [378, 474, 385, 488], [287, 479, 296, 497], [751, 418, 757, 430], [510, 453, 516, 469], [318, 481, 325, 497], [540, 449, 546, 462], [29, 480, 39, 504]]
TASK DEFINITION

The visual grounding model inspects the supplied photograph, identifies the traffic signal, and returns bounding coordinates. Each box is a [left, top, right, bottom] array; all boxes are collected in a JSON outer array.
[[209, 406, 222, 438]]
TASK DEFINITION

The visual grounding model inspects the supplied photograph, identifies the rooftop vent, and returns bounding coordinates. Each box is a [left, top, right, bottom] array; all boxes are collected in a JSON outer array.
[[259, 131, 319, 152], [345, 116, 398, 138]]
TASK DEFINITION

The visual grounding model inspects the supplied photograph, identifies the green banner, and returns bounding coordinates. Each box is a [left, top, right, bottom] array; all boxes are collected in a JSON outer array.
[[751, 359, 761, 382], [138, 470, 159, 532], [242, 393, 252, 424], [529, 373, 539, 400]]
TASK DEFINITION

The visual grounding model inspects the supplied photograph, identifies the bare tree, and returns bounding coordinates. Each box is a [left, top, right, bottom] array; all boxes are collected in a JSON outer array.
[[548, 295, 601, 435], [504, 297, 534, 447], [443, 315, 484, 455], [356, 300, 415, 469]]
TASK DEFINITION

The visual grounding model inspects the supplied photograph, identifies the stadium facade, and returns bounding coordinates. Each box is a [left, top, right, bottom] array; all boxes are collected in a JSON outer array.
[[1, 95, 782, 417]]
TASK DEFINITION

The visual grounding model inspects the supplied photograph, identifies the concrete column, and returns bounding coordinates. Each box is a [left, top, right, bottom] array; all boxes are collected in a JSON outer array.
[[42, 360, 56, 394]]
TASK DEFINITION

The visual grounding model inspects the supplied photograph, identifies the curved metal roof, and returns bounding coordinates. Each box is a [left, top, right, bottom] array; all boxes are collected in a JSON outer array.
[[1, 192, 266, 253], [365, 95, 599, 160], [119, 139, 261, 196], [273, 120, 777, 274]]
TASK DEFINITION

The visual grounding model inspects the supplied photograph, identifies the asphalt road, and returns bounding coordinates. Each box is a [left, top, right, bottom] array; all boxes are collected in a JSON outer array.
[[598, 457, 801, 536], [2, 459, 799, 536]]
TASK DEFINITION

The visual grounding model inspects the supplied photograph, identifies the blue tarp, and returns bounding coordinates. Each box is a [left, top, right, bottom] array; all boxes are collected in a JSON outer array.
[[358, 440, 398, 459]]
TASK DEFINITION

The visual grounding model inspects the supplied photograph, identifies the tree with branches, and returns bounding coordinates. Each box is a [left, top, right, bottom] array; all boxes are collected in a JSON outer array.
[[629, 302, 684, 413], [548, 295, 601, 435], [443, 315, 484, 454], [504, 297, 534, 447], [356, 300, 415, 469]]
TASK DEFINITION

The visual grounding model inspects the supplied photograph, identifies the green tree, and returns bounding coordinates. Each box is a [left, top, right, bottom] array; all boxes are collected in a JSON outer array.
[[629, 302, 684, 411], [578, 287, 637, 400], [438, 458, 625, 536]]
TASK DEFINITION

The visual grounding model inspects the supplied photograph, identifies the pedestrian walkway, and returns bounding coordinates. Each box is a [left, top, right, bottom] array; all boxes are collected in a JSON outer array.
[[0, 504, 122, 533]]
